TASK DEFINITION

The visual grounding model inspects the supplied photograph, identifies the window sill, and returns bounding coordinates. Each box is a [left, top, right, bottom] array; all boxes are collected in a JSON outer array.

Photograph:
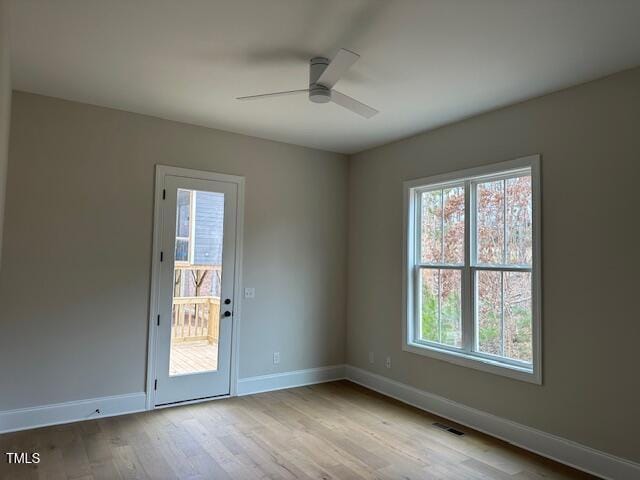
[[403, 342, 541, 385]]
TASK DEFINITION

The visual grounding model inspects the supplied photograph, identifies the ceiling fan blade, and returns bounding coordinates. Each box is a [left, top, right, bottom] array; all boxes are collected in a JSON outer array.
[[331, 90, 378, 118], [236, 89, 308, 101], [316, 48, 360, 88]]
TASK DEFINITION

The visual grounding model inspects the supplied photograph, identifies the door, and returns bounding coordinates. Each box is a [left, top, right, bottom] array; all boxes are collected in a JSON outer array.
[[154, 171, 239, 405]]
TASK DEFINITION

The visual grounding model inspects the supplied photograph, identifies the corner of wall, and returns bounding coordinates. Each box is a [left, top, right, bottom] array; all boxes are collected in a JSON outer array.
[[0, 0, 12, 271]]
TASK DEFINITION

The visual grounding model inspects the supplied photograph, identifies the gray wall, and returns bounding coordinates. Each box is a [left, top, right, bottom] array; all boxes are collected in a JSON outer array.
[[0, 0, 10, 270], [1, 64, 638, 465], [347, 67, 640, 462], [0, 92, 348, 410]]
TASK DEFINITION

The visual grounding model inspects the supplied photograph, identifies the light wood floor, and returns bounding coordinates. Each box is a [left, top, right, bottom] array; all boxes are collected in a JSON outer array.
[[0, 381, 596, 480], [170, 341, 218, 376]]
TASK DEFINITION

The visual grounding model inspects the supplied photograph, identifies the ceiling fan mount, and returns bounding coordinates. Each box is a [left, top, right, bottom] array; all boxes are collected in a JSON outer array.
[[237, 49, 378, 118], [309, 57, 332, 104]]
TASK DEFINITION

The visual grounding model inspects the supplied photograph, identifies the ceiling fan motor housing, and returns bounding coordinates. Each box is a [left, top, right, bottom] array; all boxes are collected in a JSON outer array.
[[236, 49, 377, 118], [309, 57, 331, 103]]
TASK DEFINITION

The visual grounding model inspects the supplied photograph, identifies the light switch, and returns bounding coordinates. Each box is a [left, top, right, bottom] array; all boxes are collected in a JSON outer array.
[[244, 287, 255, 299]]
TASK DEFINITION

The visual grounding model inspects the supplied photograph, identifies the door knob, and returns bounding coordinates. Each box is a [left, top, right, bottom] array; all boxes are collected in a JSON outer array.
[[224, 298, 231, 305], [223, 311, 232, 317]]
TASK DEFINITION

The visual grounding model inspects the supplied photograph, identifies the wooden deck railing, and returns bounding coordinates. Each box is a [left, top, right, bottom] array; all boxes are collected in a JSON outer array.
[[172, 296, 220, 344]]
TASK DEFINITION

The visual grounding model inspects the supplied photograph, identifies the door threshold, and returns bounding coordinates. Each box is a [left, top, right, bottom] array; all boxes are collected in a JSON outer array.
[[154, 392, 232, 409]]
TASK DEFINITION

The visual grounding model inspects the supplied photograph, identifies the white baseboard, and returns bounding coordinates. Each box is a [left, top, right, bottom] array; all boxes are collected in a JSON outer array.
[[237, 364, 346, 396], [0, 392, 147, 434], [3, 366, 637, 480], [345, 365, 640, 480]]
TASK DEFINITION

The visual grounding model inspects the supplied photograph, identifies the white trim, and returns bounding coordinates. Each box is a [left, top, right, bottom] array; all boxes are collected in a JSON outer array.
[[0, 393, 146, 434], [0, 364, 342, 433], [5, 367, 637, 480], [146, 165, 245, 409], [345, 366, 640, 480], [402, 154, 542, 384], [403, 155, 538, 190], [188, 189, 196, 262], [154, 165, 248, 185], [237, 365, 346, 396], [145, 166, 165, 409], [403, 342, 535, 383], [229, 176, 245, 397]]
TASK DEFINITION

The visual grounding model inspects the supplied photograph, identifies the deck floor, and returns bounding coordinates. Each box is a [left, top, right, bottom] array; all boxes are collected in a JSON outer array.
[[170, 340, 218, 375]]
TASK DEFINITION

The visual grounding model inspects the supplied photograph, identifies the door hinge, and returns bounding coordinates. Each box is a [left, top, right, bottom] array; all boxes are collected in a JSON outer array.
[[154, 379, 158, 390], [157, 314, 160, 326], [162, 189, 166, 200], [160, 251, 163, 262]]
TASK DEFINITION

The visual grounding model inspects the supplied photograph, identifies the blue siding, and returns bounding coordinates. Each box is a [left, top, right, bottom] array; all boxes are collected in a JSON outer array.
[[193, 191, 224, 265]]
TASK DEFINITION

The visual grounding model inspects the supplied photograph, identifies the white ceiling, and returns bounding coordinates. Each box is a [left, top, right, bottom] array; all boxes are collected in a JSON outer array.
[[9, 0, 640, 154]]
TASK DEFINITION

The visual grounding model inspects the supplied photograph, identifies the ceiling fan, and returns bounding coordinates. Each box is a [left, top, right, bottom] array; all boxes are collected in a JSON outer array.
[[236, 49, 378, 119]]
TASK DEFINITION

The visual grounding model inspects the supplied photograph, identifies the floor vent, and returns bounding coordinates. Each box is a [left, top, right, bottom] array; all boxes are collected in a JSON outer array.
[[433, 422, 465, 436]]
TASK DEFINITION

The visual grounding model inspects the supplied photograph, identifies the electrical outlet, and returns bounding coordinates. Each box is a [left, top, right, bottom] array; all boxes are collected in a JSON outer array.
[[385, 356, 391, 369], [273, 352, 280, 364], [368, 351, 374, 364], [244, 287, 255, 299]]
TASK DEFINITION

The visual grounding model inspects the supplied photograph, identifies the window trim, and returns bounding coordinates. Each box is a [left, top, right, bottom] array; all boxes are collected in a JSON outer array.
[[402, 155, 542, 384]]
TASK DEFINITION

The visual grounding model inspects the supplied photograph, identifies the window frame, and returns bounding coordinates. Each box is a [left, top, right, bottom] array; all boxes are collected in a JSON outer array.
[[402, 155, 541, 384]]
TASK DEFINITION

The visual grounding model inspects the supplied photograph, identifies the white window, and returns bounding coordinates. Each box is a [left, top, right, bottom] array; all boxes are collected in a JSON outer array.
[[403, 155, 541, 383]]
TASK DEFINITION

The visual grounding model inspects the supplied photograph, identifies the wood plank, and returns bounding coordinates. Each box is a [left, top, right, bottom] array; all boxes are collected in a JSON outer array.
[[0, 381, 595, 480]]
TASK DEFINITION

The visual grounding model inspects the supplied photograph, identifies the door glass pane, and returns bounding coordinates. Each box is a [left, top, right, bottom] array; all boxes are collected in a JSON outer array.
[[177, 190, 191, 237], [420, 268, 462, 348], [175, 239, 189, 262], [170, 189, 225, 376]]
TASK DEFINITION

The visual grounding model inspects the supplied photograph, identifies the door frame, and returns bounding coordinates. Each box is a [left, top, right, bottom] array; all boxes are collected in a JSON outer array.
[[145, 165, 245, 410]]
